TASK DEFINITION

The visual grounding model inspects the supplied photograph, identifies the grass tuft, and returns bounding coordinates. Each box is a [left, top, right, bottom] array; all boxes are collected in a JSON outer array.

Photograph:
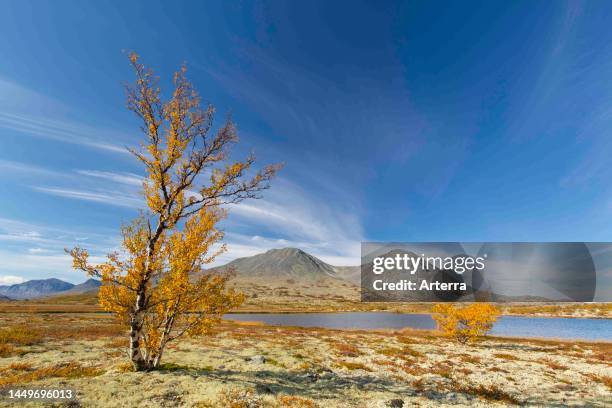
[[331, 342, 361, 357], [335, 361, 372, 371], [454, 383, 521, 404], [0, 325, 43, 346], [583, 373, 612, 390], [493, 353, 520, 361], [538, 358, 568, 371]]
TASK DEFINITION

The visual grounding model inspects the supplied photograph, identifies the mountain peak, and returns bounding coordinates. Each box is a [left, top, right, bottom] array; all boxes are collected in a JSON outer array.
[[217, 247, 338, 280], [0, 278, 74, 300], [265, 247, 306, 256]]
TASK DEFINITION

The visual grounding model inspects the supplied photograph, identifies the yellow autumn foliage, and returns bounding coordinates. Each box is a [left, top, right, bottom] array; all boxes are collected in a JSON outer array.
[[432, 303, 500, 343], [68, 52, 280, 371]]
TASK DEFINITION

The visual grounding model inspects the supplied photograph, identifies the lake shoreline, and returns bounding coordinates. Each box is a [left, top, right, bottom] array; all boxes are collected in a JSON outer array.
[[225, 312, 612, 342], [231, 309, 612, 319], [223, 318, 612, 344]]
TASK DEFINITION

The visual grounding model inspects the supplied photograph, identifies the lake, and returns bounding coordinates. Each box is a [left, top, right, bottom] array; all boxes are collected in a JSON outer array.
[[225, 312, 612, 341]]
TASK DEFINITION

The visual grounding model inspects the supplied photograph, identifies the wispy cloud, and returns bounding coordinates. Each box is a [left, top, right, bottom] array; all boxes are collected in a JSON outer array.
[[0, 112, 129, 154], [32, 186, 143, 209], [0, 275, 26, 285], [28, 248, 53, 254], [29, 176, 363, 266], [0, 217, 119, 253], [0, 159, 64, 178], [0, 159, 145, 209], [220, 178, 362, 266], [0, 78, 133, 154], [3, 157, 363, 272], [75, 170, 143, 186]]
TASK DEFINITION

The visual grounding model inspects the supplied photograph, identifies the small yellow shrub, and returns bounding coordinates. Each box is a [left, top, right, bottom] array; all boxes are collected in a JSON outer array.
[[432, 303, 500, 343]]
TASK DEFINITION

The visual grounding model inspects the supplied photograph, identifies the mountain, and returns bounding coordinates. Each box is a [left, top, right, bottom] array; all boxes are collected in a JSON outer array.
[[60, 278, 101, 295], [0, 294, 13, 301], [334, 266, 361, 284], [0, 278, 74, 300], [213, 248, 340, 280], [0, 278, 102, 300]]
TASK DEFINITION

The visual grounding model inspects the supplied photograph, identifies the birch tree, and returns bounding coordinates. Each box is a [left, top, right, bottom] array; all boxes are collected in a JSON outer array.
[[69, 53, 280, 371]]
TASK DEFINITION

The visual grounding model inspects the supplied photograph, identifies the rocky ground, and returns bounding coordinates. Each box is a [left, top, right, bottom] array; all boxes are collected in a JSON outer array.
[[0, 313, 610, 407]]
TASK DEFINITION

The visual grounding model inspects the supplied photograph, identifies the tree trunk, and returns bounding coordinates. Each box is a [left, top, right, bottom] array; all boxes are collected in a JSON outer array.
[[129, 323, 146, 370], [130, 289, 148, 371], [128, 221, 162, 371], [152, 348, 164, 368]]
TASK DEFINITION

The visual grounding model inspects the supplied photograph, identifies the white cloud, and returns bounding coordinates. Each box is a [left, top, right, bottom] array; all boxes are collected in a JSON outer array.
[[0, 159, 64, 177], [217, 178, 363, 266], [28, 248, 53, 254], [1, 158, 142, 185], [0, 111, 129, 154], [75, 170, 143, 186], [0, 160, 145, 209], [0, 217, 120, 255], [0, 275, 26, 285], [0, 218, 50, 239], [0, 78, 135, 154], [0, 249, 75, 282], [32, 186, 143, 209], [0, 248, 108, 284]]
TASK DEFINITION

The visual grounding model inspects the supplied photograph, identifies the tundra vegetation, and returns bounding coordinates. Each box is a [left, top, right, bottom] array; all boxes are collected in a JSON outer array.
[[68, 53, 279, 371], [0, 313, 610, 407]]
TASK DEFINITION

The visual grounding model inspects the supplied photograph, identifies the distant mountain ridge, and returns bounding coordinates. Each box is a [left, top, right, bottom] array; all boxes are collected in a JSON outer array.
[[0, 278, 101, 300], [60, 278, 102, 295], [0, 247, 357, 300], [213, 247, 341, 280]]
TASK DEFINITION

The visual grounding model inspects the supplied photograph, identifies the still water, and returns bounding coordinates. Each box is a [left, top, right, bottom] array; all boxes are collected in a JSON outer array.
[[224, 312, 611, 341]]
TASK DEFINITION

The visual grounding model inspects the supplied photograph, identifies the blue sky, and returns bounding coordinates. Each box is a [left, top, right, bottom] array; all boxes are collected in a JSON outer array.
[[1, 0, 612, 285]]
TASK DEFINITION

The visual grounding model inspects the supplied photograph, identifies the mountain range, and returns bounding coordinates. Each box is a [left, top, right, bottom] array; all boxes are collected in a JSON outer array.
[[0, 247, 557, 306], [0, 278, 101, 300], [0, 248, 357, 301]]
